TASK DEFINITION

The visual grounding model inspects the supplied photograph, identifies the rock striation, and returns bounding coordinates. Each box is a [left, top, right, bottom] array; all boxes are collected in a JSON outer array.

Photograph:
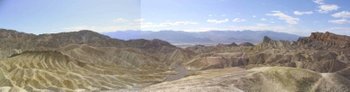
[[143, 67, 350, 92], [297, 32, 350, 49], [1, 28, 350, 92], [0, 29, 194, 91], [185, 32, 350, 73]]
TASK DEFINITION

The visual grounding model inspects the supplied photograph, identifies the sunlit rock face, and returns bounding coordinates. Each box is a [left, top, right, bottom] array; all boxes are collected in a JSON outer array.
[[0, 29, 195, 91], [184, 32, 350, 73], [297, 32, 350, 49], [246, 33, 350, 73], [0, 51, 171, 91], [143, 67, 350, 92]]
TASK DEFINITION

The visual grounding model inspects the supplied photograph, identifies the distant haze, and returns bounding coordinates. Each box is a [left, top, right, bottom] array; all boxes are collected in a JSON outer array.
[[104, 30, 300, 45]]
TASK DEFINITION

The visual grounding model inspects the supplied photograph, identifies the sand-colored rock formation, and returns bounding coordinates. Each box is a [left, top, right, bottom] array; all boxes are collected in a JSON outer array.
[[0, 29, 195, 91], [0, 51, 172, 91], [185, 34, 350, 73], [143, 67, 350, 92], [297, 32, 350, 49], [1, 28, 350, 91]]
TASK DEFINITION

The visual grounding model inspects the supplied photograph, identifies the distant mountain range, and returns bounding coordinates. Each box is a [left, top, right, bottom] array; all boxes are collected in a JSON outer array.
[[104, 30, 301, 45]]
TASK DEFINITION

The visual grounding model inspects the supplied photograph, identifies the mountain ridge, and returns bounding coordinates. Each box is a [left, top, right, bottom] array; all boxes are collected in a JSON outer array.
[[104, 30, 301, 45]]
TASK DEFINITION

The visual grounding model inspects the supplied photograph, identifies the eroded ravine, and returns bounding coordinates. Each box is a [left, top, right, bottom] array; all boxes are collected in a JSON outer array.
[[165, 64, 189, 81]]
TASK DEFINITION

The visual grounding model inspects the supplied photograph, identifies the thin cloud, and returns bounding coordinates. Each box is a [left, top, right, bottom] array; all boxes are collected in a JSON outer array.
[[252, 15, 257, 18], [134, 18, 145, 22], [232, 18, 246, 22], [63, 26, 97, 31], [63, 25, 139, 32], [322, 27, 350, 35], [63, 18, 144, 32], [332, 11, 350, 18], [165, 21, 198, 26], [329, 19, 350, 24], [113, 18, 129, 23], [207, 19, 229, 24], [294, 11, 313, 15], [312, 0, 340, 13], [183, 24, 303, 34], [318, 4, 339, 13], [313, 0, 324, 4], [267, 11, 299, 24], [141, 21, 198, 28]]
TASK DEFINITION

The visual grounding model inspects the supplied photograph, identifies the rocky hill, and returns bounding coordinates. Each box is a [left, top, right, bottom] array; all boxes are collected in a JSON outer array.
[[0, 29, 193, 91], [0, 28, 349, 92], [183, 32, 350, 73], [297, 32, 350, 49], [0, 50, 171, 91]]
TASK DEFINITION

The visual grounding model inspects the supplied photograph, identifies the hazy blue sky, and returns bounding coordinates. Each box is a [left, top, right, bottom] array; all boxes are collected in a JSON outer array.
[[0, 0, 349, 35]]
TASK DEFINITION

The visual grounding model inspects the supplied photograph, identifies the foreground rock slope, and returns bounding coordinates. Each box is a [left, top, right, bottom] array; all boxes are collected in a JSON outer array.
[[143, 67, 350, 92]]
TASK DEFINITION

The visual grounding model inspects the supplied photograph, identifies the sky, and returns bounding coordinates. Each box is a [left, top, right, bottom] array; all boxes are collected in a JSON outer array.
[[0, 0, 350, 36]]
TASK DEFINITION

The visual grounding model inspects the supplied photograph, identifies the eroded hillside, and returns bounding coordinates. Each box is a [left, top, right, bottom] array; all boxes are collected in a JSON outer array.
[[0, 29, 193, 91], [0, 28, 349, 92]]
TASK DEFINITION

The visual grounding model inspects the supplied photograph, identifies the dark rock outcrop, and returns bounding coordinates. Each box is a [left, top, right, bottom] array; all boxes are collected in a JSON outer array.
[[238, 42, 254, 46], [226, 42, 238, 46]]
